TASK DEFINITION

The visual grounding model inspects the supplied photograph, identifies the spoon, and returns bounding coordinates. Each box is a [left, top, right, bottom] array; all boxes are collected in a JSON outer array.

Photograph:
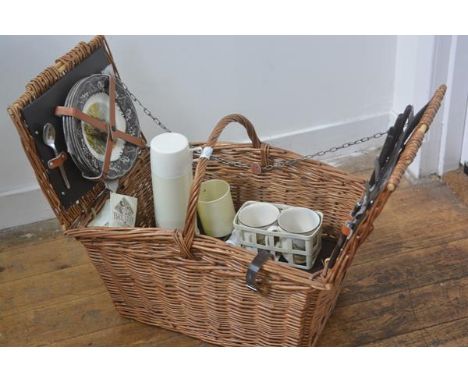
[[43, 123, 71, 189]]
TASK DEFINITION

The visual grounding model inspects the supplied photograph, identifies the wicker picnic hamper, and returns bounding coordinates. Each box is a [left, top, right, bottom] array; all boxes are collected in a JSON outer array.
[[8, 36, 446, 346]]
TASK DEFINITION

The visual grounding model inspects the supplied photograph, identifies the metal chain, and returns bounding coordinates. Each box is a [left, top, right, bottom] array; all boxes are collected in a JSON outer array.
[[122, 82, 172, 133], [192, 131, 387, 171], [262, 131, 387, 171], [123, 82, 387, 171]]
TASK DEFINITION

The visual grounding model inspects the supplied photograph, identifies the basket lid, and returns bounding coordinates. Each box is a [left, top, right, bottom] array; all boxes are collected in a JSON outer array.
[[7, 36, 117, 230]]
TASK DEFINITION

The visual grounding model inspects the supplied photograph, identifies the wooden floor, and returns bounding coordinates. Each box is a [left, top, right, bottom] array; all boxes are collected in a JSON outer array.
[[1, 172, 468, 346]]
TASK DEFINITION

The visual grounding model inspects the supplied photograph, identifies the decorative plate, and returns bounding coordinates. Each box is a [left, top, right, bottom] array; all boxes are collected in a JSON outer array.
[[64, 77, 95, 178], [62, 74, 141, 180]]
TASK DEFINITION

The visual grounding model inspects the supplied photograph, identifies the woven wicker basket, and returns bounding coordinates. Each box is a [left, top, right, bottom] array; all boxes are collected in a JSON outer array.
[[8, 36, 446, 346]]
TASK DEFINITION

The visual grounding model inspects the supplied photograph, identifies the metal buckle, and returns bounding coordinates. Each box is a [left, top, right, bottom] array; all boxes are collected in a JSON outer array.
[[246, 250, 272, 292]]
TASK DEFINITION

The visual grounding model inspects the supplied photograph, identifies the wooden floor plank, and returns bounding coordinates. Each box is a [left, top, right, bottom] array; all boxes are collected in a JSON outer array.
[[0, 263, 105, 316], [51, 322, 203, 347], [367, 317, 468, 346], [353, 183, 468, 266], [318, 276, 468, 346], [355, 215, 468, 267], [0, 292, 125, 346], [367, 188, 466, 229], [0, 219, 61, 251], [0, 236, 89, 284], [338, 237, 468, 307], [356, 221, 468, 266]]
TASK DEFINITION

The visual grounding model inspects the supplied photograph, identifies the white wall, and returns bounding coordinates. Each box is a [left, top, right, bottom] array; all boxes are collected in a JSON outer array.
[[392, 36, 437, 178], [437, 36, 468, 174], [393, 36, 468, 178], [0, 35, 397, 229]]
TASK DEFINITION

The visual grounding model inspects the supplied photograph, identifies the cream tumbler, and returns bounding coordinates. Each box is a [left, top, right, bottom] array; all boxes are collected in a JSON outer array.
[[150, 133, 193, 230], [197, 179, 235, 238]]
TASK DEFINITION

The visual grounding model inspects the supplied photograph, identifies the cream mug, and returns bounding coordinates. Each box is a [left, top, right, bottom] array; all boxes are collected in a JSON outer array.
[[197, 179, 236, 238]]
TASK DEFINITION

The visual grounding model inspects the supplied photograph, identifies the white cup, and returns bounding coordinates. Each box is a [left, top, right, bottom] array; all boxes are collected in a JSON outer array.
[[197, 179, 236, 238], [265, 225, 294, 263], [278, 207, 321, 250], [238, 202, 280, 246], [265, 208, 322, 265], [278, 207, 320, 234]]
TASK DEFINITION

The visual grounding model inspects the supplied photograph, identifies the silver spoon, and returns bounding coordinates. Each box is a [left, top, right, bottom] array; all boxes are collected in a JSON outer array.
[[43, 123, 71, 189]]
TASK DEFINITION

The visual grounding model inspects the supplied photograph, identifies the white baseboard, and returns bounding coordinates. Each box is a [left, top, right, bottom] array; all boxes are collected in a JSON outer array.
[[0, 186, 54, 230], [263, 112, 390, 161], [0, 112, 391, 231]]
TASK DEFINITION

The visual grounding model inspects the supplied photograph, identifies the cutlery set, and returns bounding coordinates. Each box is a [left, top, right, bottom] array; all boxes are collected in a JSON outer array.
[[328, 102, 429, 268], [42, 122, 71, 189]]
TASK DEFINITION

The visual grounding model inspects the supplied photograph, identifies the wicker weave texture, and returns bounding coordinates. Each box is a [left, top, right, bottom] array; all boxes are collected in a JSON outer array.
[[8, 36, 446, 346], [69, 140, 366, 346]]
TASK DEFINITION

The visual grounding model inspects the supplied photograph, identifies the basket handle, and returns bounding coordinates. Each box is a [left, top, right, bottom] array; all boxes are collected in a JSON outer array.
[[175, 114, 262, 258], [387, 84, 447, 191]]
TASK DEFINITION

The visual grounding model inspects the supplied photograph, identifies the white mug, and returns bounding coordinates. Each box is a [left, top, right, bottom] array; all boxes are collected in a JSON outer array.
[[268, 208, 322, 264], [278, 207, 321, 249], [238, 202, 280, 246], [265, 225, 294, 263]]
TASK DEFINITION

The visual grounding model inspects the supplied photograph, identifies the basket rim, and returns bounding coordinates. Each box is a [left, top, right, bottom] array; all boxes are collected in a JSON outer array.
[[65, 224, 334, 291]]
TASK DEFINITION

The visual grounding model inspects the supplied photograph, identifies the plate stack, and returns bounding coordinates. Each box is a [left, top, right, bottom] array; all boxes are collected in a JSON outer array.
[[62, 74, 141, 180]]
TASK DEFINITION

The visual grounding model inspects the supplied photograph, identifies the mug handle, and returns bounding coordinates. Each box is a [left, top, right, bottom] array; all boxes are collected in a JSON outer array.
[[265, 225, 281, 248], [266, 225, 295, 264]]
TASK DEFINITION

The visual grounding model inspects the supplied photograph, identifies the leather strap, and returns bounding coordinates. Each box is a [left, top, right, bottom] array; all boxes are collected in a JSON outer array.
[[54, 74, 146, 181], [56, 106, 107, 131], [47, 151, 68, 169], [109, 73, 116, 135], [55, 106, 145, 148], [102, 128, 113, 178]]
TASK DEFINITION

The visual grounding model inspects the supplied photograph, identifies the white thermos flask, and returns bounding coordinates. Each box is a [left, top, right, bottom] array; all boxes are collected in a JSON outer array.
[[150, 133, 193, 230]]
